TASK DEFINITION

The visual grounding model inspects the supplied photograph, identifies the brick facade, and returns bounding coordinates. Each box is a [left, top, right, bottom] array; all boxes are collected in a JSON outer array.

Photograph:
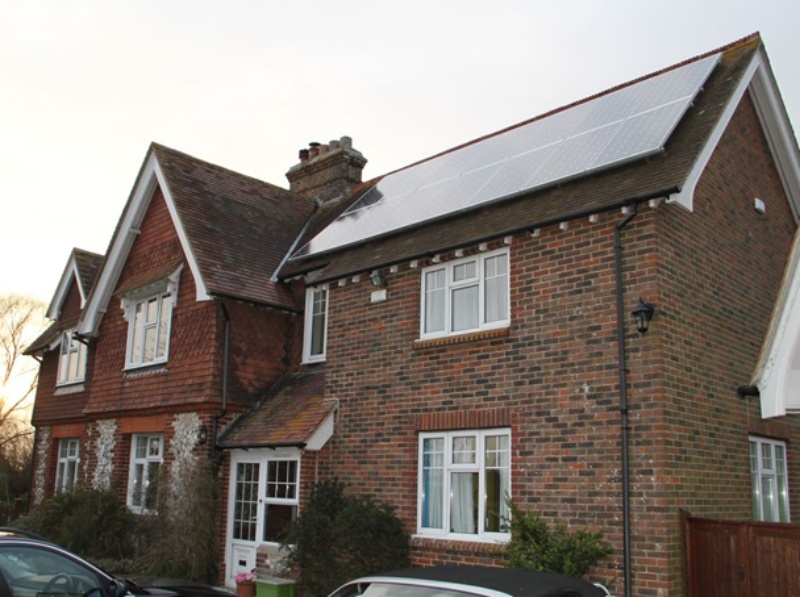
[[306, 93, 799, 595]]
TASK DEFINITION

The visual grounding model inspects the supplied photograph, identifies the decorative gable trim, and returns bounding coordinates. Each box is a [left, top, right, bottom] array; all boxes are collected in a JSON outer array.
[[47, 252, 89, 320], [753, 227, 800, 418], [670, 49, 800, 219], [78, 149, 210, 336]]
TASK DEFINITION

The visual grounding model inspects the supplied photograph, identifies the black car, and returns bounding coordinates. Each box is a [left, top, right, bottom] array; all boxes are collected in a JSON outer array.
[[0, 529, 235, 597], [328, 566, 612, 597]]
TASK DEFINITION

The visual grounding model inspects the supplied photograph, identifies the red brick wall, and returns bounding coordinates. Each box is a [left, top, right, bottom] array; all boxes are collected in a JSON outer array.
[[311, 92, 798, 596]]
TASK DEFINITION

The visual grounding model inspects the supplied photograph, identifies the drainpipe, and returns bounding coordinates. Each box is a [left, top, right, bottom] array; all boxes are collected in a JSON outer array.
[[212, 299, 231, 457], [614, 203, 637, 597]]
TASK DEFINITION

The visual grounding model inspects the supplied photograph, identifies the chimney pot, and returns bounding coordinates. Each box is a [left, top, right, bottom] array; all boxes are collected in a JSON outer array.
[[340, 136, 353, 150], [299, 148, 309, 161]]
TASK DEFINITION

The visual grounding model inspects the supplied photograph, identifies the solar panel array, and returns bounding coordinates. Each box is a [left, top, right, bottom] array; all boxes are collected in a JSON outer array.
[[299, 53, 720, 257]]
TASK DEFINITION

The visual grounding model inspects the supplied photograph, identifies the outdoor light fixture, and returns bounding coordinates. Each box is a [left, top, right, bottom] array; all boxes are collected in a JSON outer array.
[[197, 423, 208, 445], [631, 298, 655, 334], [370, 270, 386, 288]]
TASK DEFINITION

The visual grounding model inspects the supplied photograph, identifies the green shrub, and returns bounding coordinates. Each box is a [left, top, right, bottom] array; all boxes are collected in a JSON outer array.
[[132, 456, 219, 583], [20, 485, 136, 563], [503, 500, 612, 577], [282, 480, 410, 597]]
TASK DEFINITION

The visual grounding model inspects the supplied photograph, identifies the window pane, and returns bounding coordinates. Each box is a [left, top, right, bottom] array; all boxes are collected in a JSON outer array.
[[452, 436, 476, 464], [451, 285, 479, 331], [146, 297, 159, 323], [131, 304, 144, 363], [485, 435, 510, 532], [143, 326, 156, 362], [131, 463, 144, 507], [422, 438, 444, 529], [425, 270, 446, 333], [310, 289, 327, 356], [485, 254, 509, 323], [450, 472, 478, 534], [264, 504, 296, 542], [156, 295, 172, 359], [233, 463, 259, 541], [761, 477, 775, 521], [453, 261, 476, 282]]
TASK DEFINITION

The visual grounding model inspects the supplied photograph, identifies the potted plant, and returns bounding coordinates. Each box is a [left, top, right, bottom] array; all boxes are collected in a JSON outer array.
[[236, 572, 257, 597]]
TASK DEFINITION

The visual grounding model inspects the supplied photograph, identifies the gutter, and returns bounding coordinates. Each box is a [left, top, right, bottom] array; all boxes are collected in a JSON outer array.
[[211, 299, 231, 457], [611, 187, 676, 597], [614, 203, 638, 597], [295, 186, 681, 286]]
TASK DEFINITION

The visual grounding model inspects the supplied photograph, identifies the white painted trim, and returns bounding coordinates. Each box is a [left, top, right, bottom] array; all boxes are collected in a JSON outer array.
[[669, 49, 800, 218], [47, 253, 90, 320], [753, 227, 800, 417], [78, 148, 211, 336]]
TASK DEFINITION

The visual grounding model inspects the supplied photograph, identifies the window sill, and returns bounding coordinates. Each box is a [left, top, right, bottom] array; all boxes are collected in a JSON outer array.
[[55, 383, 85, 395], [411, 534, 508, 550], [123, 364, 168, 378], [414, 326, 510, 349]]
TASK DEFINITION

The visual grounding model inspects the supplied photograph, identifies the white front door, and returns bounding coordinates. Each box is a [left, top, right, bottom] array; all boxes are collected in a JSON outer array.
[[225, 450, 301, 586]]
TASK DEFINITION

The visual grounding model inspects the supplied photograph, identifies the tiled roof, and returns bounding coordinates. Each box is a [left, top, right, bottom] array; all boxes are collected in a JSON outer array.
[[73, 249, 104, 298], [217, 369, 332, 449], [281, 35, 762, 282], [24, 321, 62, 355], [152, 144, 314, 310]]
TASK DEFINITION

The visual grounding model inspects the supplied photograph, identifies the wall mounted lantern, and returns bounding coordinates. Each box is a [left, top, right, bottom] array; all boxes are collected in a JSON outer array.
[[370, 270, 386, 288], [197, 423, 208, 445], [631, 298, 655, 334]]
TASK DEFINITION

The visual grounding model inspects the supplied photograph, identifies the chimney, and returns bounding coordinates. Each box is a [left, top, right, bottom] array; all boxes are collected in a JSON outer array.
[[286, 136, 367, 202]]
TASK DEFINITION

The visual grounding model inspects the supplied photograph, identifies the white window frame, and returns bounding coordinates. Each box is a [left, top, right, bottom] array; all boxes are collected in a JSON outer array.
[[57, 330, 87, 386], [55, 439, 80, 494], [303, 285, 328, 363], [120, 270, 180, 370], [127, 434, 164, 513], [417, 428, 511, 541], [229, 451, 301, 545], [750, 436, 790, 522], [419, 248, 510, 339]]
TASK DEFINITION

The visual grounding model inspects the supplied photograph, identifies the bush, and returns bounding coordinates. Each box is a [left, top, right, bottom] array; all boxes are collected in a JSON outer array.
[[132, 456, 220, 583], [503, 500, 612, 577], [19, 485, 136, 564], [282, 480, 410, 597]]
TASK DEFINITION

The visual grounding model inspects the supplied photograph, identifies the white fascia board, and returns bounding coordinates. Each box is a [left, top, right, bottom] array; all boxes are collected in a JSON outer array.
[[753, 227, 800, 418], [154, 160, 210, 302], [305, 410, 335, 451], [77, 152, 210, 336], [669, 49, 800, 219], [46, 253, 85, 320]]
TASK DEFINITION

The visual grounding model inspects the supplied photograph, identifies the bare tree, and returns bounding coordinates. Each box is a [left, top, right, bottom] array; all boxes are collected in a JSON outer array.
[[0, 293, 47, 513]]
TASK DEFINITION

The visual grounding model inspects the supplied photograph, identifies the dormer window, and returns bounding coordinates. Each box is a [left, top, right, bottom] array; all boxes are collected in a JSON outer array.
[[57, 330, 87, 385], [303, 285, 328, 363], [120, 268, 180, 369]]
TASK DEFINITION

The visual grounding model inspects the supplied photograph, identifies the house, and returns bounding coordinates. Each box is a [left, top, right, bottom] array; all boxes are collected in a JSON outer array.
[[25, 33, 800, 596]]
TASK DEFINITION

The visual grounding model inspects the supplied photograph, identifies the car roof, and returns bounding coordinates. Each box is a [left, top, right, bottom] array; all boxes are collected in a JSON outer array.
[[355, 566, 608, 597]]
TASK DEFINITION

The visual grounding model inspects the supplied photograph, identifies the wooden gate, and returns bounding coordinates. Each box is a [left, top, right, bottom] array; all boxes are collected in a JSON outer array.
[[683, 513, 800, 596]]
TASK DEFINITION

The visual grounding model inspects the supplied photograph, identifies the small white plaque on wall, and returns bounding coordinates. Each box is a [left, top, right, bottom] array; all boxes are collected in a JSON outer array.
[[371, 289, 388, 303]]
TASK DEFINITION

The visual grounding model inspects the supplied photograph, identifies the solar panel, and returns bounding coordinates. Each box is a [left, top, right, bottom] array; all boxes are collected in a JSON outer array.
[[298, 53, 720, 257]]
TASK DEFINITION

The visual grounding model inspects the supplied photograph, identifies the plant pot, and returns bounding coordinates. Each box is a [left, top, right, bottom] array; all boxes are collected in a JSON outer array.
[[237, 582, 256, 597]]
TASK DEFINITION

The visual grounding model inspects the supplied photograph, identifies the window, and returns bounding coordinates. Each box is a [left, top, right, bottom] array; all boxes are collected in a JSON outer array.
[[303, 286, 328, 362], [125, 291, 174, 368], [231, 456, 299, 543], [420, 249, 509, 338], [750, 436, 790, 522], [127, 434, 163, 513], [55, 439, 80, 494], [418, 429, 510, 539], [57, 331, 87, 385]]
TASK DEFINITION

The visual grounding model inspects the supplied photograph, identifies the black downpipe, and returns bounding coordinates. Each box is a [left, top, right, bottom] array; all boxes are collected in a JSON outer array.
[[212, 300, 231, 457], [614, 204, 638, 597]]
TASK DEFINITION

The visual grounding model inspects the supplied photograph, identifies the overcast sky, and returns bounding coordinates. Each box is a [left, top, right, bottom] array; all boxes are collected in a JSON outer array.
[[2, 0, 798, 304]]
